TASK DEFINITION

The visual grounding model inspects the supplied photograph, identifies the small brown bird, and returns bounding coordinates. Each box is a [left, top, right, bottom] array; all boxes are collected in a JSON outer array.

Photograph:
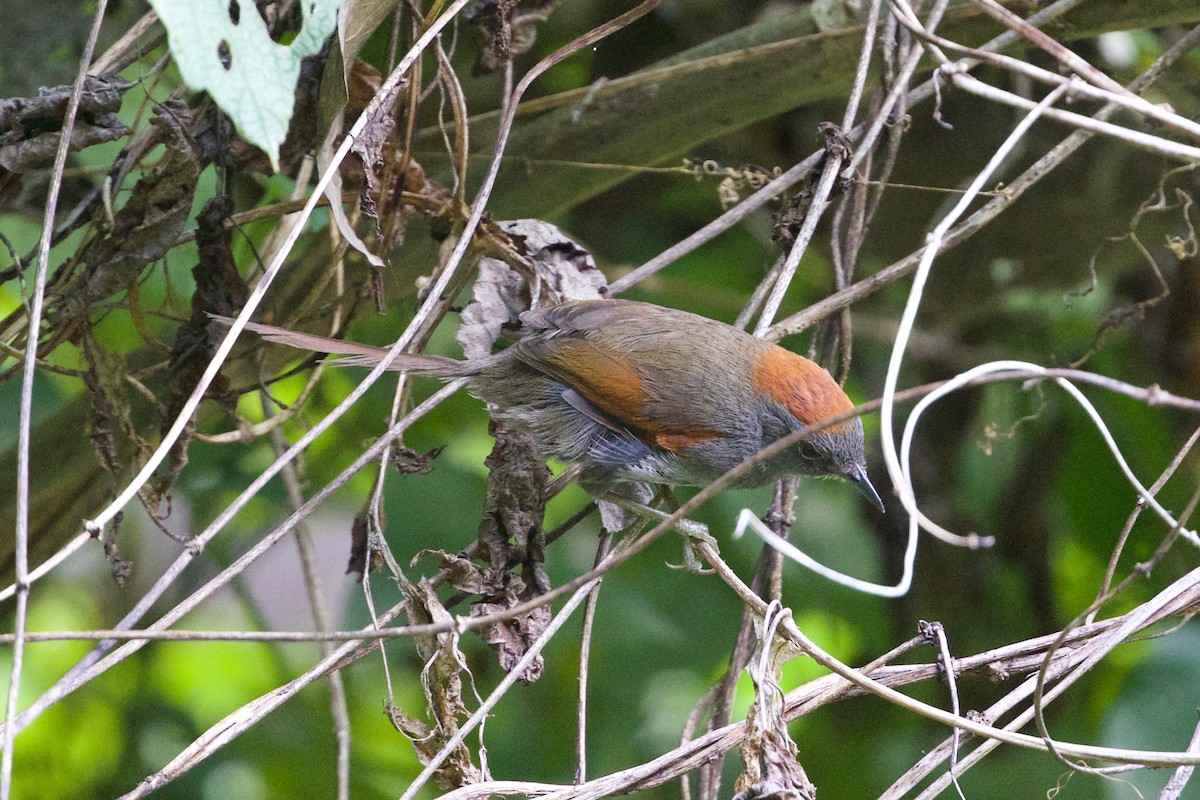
[[233, 299, 883, 510]]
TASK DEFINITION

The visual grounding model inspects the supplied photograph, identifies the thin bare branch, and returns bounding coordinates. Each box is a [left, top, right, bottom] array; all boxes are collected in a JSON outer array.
[[4, 2, 109, 797]]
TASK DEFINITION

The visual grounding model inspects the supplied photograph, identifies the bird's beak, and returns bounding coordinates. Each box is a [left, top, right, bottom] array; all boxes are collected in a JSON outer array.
[[847, 464, 885, 513]]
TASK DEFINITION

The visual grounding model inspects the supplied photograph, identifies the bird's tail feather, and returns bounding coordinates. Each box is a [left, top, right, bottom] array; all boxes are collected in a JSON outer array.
[[211, 316, 472, 377]]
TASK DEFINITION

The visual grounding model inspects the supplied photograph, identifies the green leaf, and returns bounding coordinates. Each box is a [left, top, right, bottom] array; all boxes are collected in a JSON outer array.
[[149, 0, 339, 171]]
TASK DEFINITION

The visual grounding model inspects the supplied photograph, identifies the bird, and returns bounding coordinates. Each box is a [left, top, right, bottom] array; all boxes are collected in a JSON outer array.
[[228, 299, 884, 511]]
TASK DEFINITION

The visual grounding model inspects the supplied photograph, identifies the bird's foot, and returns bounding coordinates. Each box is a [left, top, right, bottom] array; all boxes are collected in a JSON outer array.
[[597, 493, 716, 573], [668, 519, 717, 575]]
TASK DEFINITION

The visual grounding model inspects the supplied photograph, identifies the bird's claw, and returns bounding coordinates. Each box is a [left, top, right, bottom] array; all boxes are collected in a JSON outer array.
[[668, 519, 716, 575]]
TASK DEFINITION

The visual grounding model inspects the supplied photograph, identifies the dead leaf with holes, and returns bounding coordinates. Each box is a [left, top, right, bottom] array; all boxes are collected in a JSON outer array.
[[458, 218, 606, 360]]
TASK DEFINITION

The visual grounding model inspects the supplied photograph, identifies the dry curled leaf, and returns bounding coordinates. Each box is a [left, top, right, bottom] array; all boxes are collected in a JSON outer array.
[[416, 545, 548, 683], [735, 610, 814, 800], [397, 577, 483, 789], [100, 512, 133, 587], [458, 255, 529, 361], [391, 444, 445, 475], [168, 194, 247, 406], [317, 59, 418, 270], [147, 194, 248, 502], [473, 585, 550, 682], [451, 224, 604, 676], [415, 549, 493, 595], [475, 422, 548, 567], [596, 479, 654, 533], [347, 504, 386, 578], [0, 76, 130, 173], [774, 170, 819, 246], [459, 218, 606, 359], [501, 218, 607, 304], [350, 65, 404, 212], [464, 0, 561, 75], [468, 420, 551, 681], [80, 332, 145, 584], [81, 335, 134, 479], [731, 729, 816, 800], [50, 100, 200, 324]]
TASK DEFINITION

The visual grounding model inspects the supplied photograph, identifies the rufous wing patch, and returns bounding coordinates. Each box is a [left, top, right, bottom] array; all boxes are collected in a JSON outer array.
[[539, 340, 648, 425], [653, 430, 722, 452], [751, 346, 854, 428], [536, 340, 723, 451]]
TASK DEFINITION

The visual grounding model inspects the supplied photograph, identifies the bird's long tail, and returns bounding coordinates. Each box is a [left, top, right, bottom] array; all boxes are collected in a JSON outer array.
[[212, 316, 474, 378]]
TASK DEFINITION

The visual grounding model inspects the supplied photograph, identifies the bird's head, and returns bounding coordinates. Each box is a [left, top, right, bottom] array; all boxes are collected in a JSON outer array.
[[751, 345, 884, 511]]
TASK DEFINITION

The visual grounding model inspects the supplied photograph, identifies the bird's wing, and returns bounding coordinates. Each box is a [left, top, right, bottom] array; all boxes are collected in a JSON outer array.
[[559, 388, 661, 469], [518, 299, 649, 337], [510, 333, 724, 454]]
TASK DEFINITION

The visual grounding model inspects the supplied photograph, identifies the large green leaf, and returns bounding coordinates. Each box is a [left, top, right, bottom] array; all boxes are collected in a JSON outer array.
[[149, 0, 339, 171], [432, 0, 1200, 217]]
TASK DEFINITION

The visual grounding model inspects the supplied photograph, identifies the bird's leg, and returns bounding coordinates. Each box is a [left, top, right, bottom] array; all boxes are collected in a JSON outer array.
[[595, 486, 716, 574], [659, 487, 717, 574], [598, 492, 710, 539], [587, 477, 714, 573]]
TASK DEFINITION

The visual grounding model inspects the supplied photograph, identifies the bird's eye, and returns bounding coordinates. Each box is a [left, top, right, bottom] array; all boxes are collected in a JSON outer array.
[[797, 441, 823, 462]]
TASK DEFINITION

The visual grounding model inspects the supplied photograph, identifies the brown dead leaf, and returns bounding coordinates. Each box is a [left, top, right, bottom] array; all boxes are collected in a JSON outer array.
[[459, 218, 606, 359], [734, 611, 815, 800], [347, 504, 386, 578], [458, 255, 529, 360], [351, 69, 405, 202], [0, 76, 130, 173], [415, 549, 493, 595], [50, 100, 200, 324], [397, 577, 483, 789], [473, 588, 550, 682], [168, 194, 247, 395], [81, 335, 132, 478], [316, 59, 392, 270], [596, 480, 654, 533], [450, 226, 606, 675], [346, 59, 384, 113], [731, 729, 816, 800], [145, 194, 248, 499], [467, 420, 551, 681], [391, 444, 444, 475], [463, 0, 562, 76], [500, 218, 607, 304], [79, 330, 148, 583]]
